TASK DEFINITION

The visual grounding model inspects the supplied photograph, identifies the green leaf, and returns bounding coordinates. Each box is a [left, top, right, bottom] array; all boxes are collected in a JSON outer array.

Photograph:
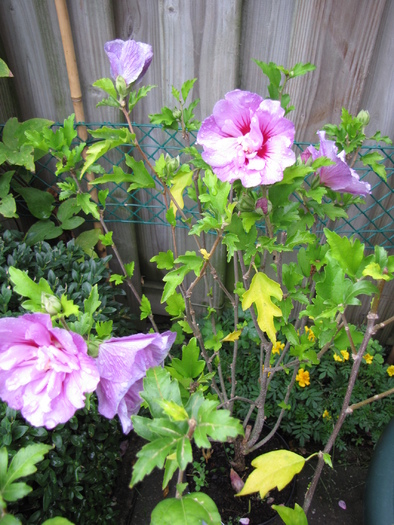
[[76, 193, 100, 220], [0, 194, 17, 218], [238, 450, 305, 498], [98, 231, 113, 246], [162, 265, 190, 303], [0, 58, 13, 77], [81, 127, 135, 177], [109, 273, 125, 285], [129, 84, 156, 112], [159, 400, 189, 422], [125, 155, 156, 190], [0, 444, 52, 496], [2, 482, 32, 502], [325, 229, 365, 278], [194, 399, 243, 447], [75, 229, 101, 256], [169, 338, 205, 379], [165, 292, 185, 318], [0, 171, 14, 198], [84, 285, 101, 317], [140, 294, 152, 320], [140, 367, 183, 419], [130, 437, 178, 487], [60, 295, 79, 318], [125, 261, 135, 278], [151, 250, 175, 270], [8, 267, 53, 311], [361, 151, 387, 181], [242, 272, 283, 344], [181, 79, 197, 102], [150, 492, 221, 525], [57, 198, 81, 222], [93, 77, 118, 100], [169, 167, 193, 215], [24, 220, 63, 245], [323, 453, 333, 468], [272, 503, 308, 525], [95, 320, 113, 339]]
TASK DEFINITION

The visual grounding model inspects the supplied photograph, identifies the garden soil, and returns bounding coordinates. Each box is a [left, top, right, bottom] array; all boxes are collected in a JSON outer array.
[[115, 432, 370, 525]]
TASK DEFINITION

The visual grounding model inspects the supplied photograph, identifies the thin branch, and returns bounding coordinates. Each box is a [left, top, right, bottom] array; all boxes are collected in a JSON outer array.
[[347, 387, 394, 412]]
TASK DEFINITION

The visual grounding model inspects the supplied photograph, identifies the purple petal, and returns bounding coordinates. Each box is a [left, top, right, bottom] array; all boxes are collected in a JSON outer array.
[[197, 89, 295, 188], [0, 313, 100, 429], [338, 500, 347, 510], [96, 331, 176, 433], [104, 39, 153, 86]]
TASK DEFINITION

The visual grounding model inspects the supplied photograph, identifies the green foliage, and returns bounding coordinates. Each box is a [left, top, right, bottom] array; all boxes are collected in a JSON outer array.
[[149, 79, 200, 132], [130, 367, 243, 488], [0, 396, 122, 525], [150, 492, 221, 525], [0, 229, 134, 337]]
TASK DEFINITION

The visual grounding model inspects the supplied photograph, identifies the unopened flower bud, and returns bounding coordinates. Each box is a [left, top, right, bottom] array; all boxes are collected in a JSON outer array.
[[164, 154, 180, 177], [237, 191, 256, 212], [357, 110, 370, 126], [115, 75, 129, 100], [41, 293, 62, 315], [300, 148, 312, 164], [256, 197, 272, 215], [172, 108, 182, 119], [230, 468, 244, 493]]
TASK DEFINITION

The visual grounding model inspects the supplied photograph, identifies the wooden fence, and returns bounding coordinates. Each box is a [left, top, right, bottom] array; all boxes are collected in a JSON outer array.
[[0, 0, 393, 343]]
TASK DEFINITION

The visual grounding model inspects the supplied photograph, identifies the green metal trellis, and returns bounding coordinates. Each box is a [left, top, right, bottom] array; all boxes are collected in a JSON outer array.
[[5, 122, 394, 251]]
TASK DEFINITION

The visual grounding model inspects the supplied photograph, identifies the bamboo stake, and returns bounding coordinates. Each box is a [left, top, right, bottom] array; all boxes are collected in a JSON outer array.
[[54, 0, 106, 256]]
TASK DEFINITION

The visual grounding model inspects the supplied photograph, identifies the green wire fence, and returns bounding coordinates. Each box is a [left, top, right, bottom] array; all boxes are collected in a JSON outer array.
[[6, 123, 394, 251]]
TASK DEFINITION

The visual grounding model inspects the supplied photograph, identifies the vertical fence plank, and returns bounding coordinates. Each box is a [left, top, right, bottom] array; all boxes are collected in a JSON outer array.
[[286, 0, 387, 142], [239, 0, 295, 96], [0, 0, 73, 121]]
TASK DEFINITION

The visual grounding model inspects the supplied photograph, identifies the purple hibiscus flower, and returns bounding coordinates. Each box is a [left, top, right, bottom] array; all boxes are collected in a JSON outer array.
[[104, 39, 153, 86], [96, 331, 176, 434], [306, 131, 371, 196], [0, 313, 100, 429], [197, 89, 295, 188]]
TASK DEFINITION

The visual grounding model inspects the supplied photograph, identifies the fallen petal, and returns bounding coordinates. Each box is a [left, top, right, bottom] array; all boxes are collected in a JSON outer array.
[[338, 500, 347, 510]]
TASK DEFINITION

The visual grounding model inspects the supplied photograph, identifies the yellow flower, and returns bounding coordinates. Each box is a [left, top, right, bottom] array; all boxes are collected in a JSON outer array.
[[340, 350, 349, 361], [262, 365, 271, 377], [305, 326, 316, 342], [296, 368, 310, 388], [323, 410, 331, 419], [387, 365, 394, 377], [333, 353, 343, 362], [363, 353, 373, 364], [272, 341, 285, 355]]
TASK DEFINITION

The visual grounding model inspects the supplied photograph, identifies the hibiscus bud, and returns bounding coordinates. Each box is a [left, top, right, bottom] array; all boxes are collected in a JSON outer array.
[[115, 75, 128, 100], [230, 468, 244, 493], [256, 197, 272, 215], [357, 110, 370, 126], [172, 108, 182, 119], [300, 148, 312, 164], [41, 293, 61, 315]]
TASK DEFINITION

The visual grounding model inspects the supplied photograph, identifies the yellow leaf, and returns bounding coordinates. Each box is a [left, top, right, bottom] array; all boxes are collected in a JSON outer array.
[[237, 450, 305, 498], [221, 330, 242, 342], [170, 169, 193, 215], [241, 272, 283, 344]]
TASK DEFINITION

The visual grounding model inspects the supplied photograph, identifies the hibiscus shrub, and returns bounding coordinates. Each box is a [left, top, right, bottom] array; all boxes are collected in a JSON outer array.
[[203, 309, 394, 449]]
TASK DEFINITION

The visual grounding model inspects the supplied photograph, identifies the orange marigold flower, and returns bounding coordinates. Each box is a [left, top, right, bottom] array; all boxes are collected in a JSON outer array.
[[363, 353, 373, 364], [272, 341, 285, 355], [340, 350, 349, 361], [387, 365, 394, 377], [296, 368, 310, 387]]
